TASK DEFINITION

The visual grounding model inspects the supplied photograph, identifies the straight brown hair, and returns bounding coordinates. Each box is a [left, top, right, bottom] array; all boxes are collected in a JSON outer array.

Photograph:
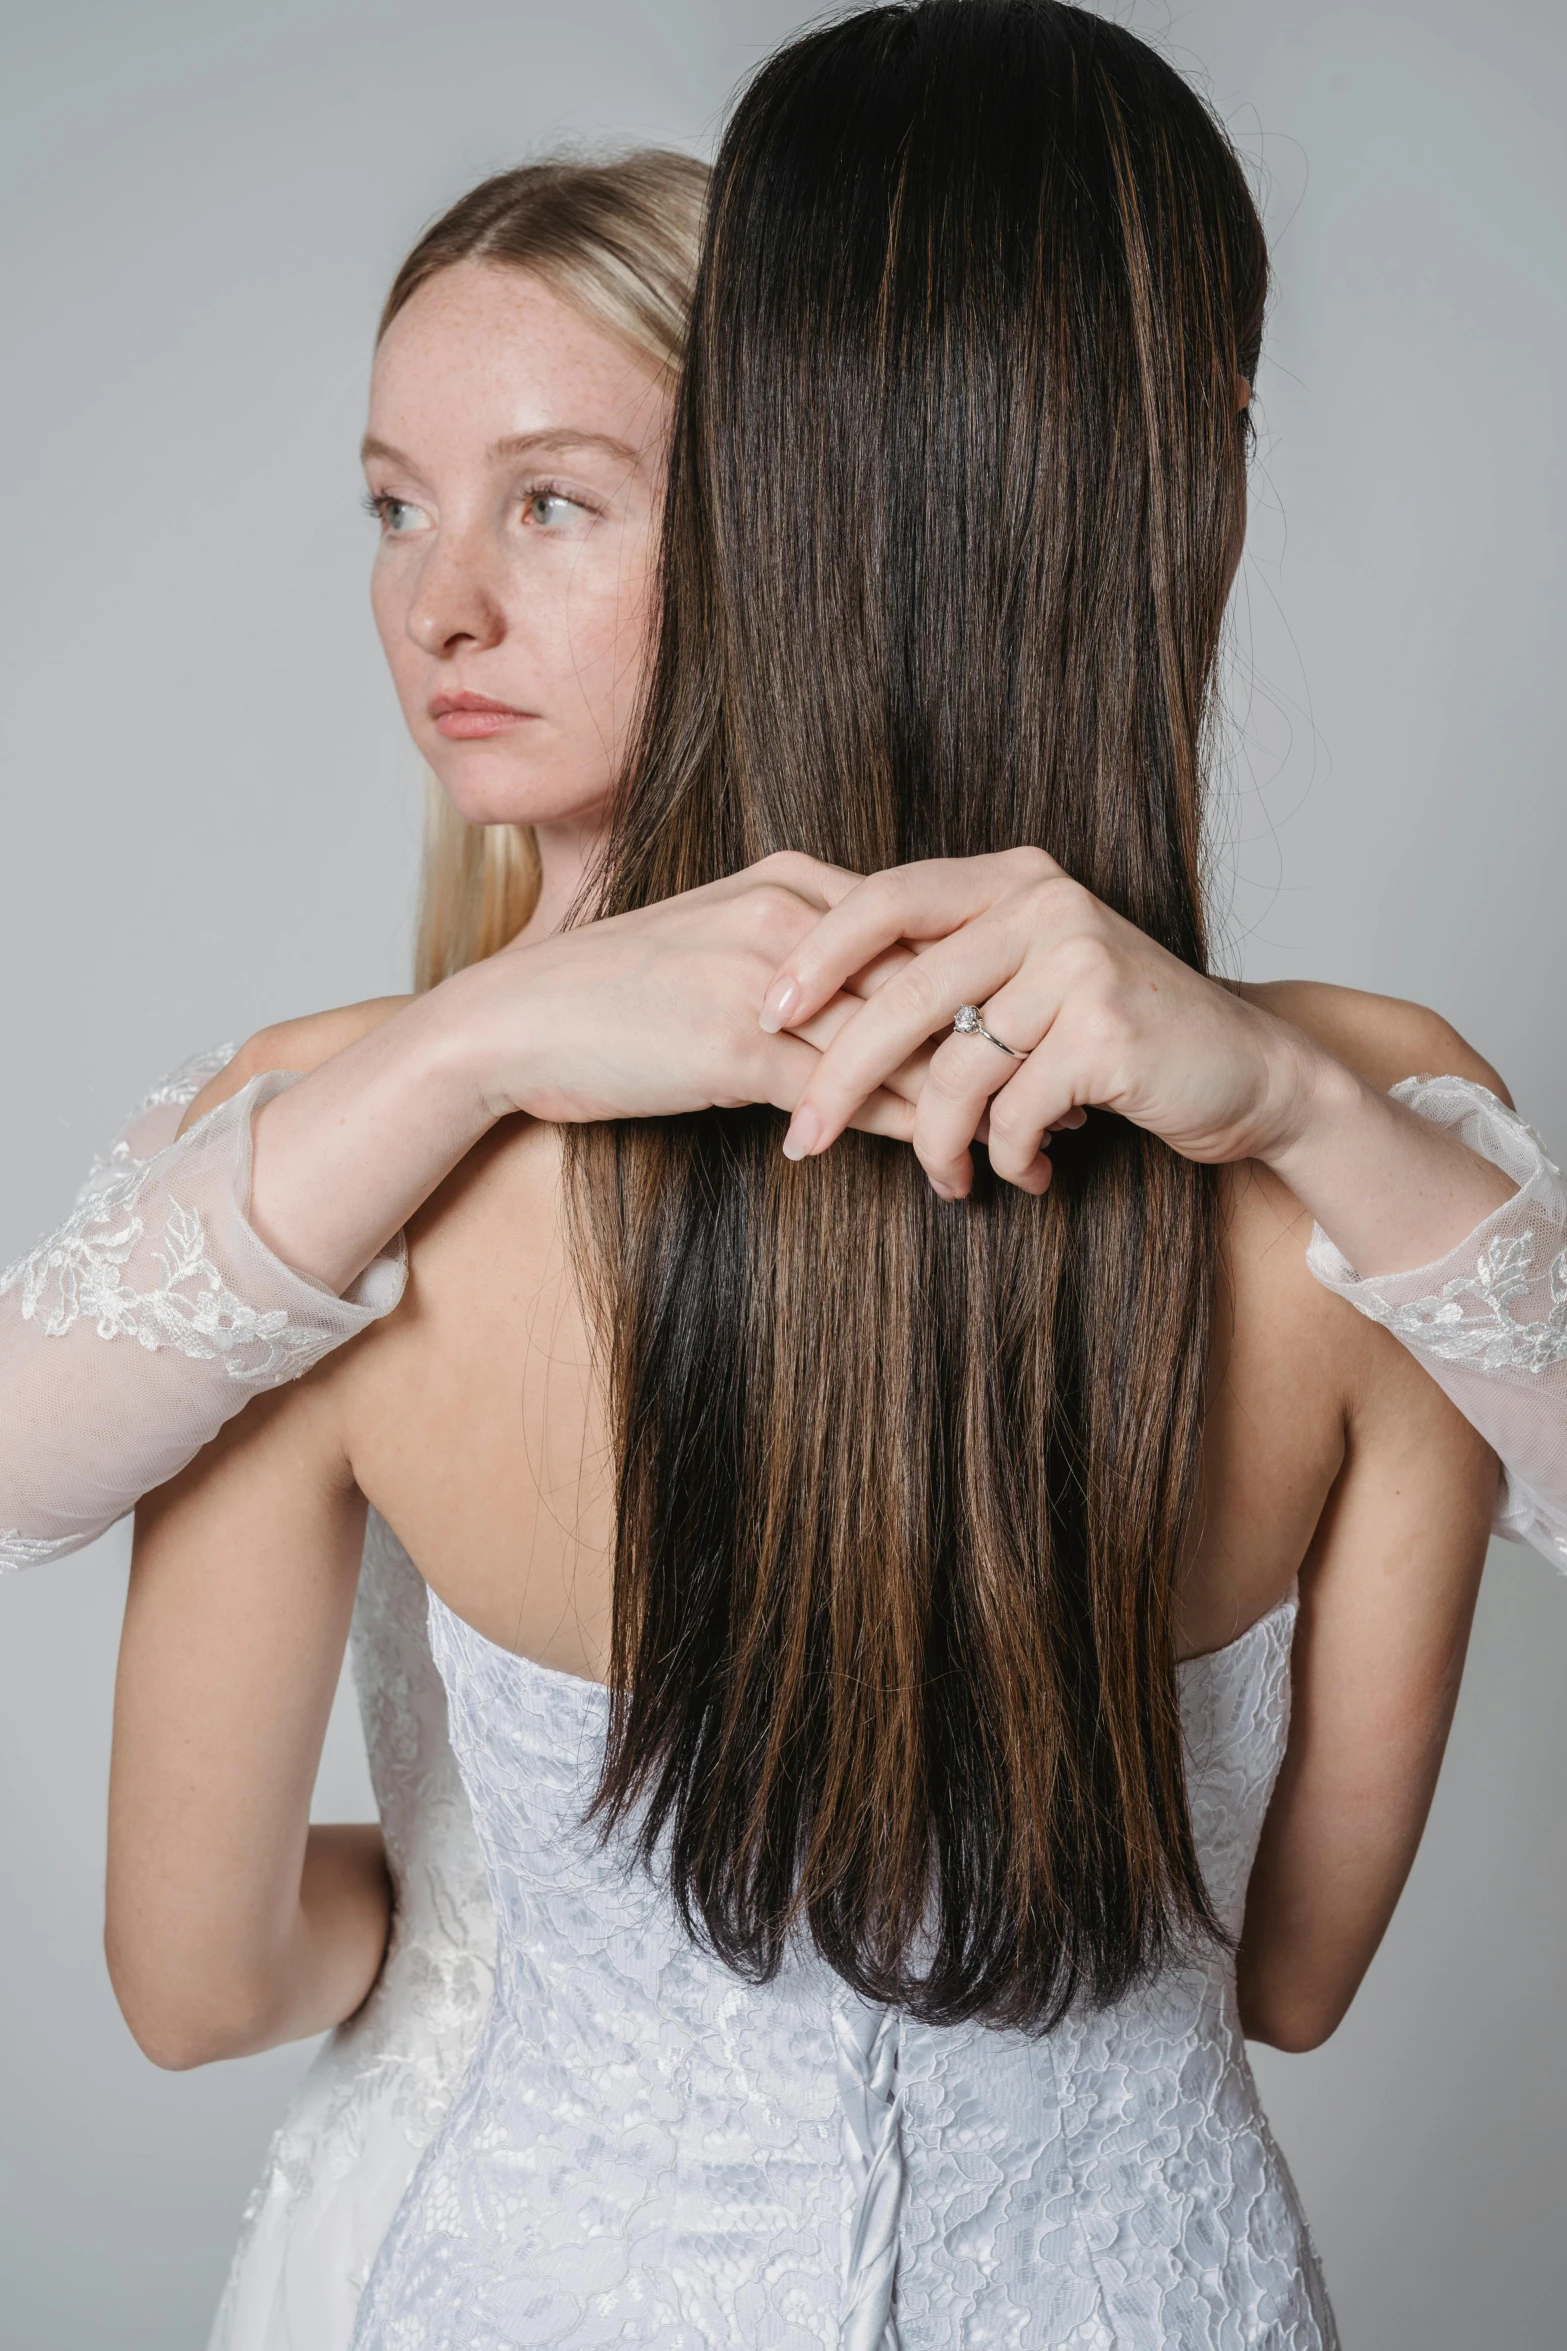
[[569, 0, 1268, 2030]]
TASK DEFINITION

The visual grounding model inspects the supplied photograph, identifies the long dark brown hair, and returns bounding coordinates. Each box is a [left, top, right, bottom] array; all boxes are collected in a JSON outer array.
[[568, 0, 1267, 2031]]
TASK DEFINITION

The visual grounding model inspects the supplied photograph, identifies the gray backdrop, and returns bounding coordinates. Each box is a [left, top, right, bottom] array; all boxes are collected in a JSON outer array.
[[1, 1, 1563, 2343]]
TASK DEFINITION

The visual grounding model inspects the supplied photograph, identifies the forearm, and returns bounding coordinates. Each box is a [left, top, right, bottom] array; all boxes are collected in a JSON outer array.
[[1, 1070, 403, 1569], [113, 1821, 391, 2070], [223, 1823, 391, 2061], [244, 973, 503, 1296], [1260, 1045, 1517, 1280]]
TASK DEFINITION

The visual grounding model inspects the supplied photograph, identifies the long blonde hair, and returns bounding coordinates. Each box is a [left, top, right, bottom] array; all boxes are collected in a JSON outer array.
[[378, 151, 708, 991]]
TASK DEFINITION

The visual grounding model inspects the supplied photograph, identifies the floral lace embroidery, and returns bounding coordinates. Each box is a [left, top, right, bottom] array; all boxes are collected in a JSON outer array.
[[0, 1162, 320, 1385], [128, 1044, 238, 1116], [1355, 1227, 1567, 1374], [207, 1516, 495, 2351], [0, 1528, 82, 1570], [72, 1044, 238, 1211], [354, 1591, 1336, 2351]]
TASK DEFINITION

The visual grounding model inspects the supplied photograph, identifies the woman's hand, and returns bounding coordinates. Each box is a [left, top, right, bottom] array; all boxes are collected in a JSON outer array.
[[761, 849, 1518, 1286], [463, 850, 919, 1131], [241, 853, 922, 1296], [761, 849, 1309, 1198]]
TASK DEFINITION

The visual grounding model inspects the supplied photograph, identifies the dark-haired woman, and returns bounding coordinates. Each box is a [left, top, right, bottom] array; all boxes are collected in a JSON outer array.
[[6, 5, 1563, 2346], [90, 5, 1530, 2343]]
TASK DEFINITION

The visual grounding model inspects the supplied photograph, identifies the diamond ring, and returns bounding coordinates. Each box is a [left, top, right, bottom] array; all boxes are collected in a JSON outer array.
[[952, 1003, 1027, 1058]]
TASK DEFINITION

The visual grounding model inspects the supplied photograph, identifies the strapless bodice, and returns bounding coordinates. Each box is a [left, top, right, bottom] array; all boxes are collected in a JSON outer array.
[[354, 1571, 1337, 2350]]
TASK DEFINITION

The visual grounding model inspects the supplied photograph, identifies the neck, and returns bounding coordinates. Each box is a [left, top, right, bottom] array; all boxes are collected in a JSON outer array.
[[522, 809, 607, 943]]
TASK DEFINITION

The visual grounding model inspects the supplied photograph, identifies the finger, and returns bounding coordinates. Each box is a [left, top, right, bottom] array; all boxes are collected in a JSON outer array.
[[844, 941, 919, 1000], [752, 1028, 917, 1136], [741, 848, 864, 912], [781, 928, 1027, 1158], [982, 1046, 1091, 1185], [971, 1101, 1059, 1190], [906, 1026, 1022, 1195], [898, 961, 1098, 1193], [759, 856, 1028, 1034], [845, 1089, 916, 1143], [793, 990, 933, 1107]]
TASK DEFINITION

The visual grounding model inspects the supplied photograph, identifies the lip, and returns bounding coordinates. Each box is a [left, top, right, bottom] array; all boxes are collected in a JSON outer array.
[[429, 691, 538, 740]]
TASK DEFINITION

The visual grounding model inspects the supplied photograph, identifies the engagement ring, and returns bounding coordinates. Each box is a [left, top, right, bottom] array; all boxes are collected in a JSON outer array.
[[953, 1004, 1026, 1058]]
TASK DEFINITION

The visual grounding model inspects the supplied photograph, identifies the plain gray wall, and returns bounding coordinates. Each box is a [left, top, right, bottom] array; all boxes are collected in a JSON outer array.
[[1, 1, 1563, 2343]]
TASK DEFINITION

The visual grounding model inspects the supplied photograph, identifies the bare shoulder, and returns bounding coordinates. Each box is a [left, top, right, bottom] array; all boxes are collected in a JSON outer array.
[[176, 996, 414, 1135], [336, 1114, 567, 1389], [1193, 1137, 1495, 1653], [1237, 978, 1511, 1107]]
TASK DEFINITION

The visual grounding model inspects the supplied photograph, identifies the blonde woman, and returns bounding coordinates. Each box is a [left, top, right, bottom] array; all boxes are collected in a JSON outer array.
[[0, 92, 1561, 2351], [95, 4, 1558, 2340], [5, 150, 716, 2351]]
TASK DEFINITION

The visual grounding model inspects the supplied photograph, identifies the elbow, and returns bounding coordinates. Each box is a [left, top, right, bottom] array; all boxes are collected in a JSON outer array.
[[104, 1926, 282, 2072], [1237, 1958, 1355, 2054], [121, 2011, 238, 2075], [1243, 2001, 1344, 2056]]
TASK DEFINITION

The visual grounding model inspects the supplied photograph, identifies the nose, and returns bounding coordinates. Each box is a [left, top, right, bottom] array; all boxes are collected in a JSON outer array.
[[405, 525, 507, 659]]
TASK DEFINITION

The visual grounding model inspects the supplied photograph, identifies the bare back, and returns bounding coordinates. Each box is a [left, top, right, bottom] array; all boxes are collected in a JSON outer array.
[[305, 981, 1497, 1679], [144, 975, 1502, 2058]]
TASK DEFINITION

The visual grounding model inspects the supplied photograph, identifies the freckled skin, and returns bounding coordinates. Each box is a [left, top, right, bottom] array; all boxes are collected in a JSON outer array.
[[364, 262, 673, 916]]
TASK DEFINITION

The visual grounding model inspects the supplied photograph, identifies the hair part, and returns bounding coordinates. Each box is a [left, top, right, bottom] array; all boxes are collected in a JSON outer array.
[[569, 0, 1268, 2032], [389, 150, 709, 992]]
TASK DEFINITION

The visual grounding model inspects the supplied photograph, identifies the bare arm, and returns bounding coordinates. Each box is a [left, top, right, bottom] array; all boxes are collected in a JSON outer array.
[[1237, 979, 1518, 1278], [756, 854, 1520, 1273], [1236, 1319, 1496, 2052], [106, 1370, 386, 2069], [0, 855, 917, 1575], [183, 858, 922, 1298]]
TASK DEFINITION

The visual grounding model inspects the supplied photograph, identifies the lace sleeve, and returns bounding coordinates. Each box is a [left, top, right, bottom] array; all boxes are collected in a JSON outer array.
[[1306, 1075, 1567, 1570], [0, 1053, 406, 1572]]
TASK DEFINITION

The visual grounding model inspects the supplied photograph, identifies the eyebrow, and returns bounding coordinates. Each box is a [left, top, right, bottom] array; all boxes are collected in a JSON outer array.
[[359, 428, 644, 470]]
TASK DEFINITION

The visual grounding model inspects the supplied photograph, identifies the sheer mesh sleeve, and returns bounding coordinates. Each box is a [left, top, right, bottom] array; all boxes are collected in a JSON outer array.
[[1307, 1076, 1567, 1570], [0, 1052, 406, 1571]]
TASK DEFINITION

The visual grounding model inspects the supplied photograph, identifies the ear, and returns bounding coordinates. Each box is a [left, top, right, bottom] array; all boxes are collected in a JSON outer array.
[[1235, 375, 1253, 411]]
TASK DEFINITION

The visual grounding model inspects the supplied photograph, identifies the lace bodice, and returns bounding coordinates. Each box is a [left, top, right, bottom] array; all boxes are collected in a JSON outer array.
[[353, 1583, 1337, 2350], [0, 1052, 1560, 2346]]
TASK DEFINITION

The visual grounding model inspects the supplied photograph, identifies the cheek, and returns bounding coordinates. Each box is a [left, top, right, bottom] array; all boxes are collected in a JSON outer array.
[[369, 561, 423, 703], [557, 538, 655, 717]]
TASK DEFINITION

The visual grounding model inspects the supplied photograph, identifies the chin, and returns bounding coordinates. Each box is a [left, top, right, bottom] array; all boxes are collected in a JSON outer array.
[[427, 744, 606, 833]]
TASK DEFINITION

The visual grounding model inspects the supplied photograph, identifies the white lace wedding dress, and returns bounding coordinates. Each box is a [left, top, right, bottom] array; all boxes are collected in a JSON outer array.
[[0, 1057, 495, 2348], [2, 1054, 1563, 2347], [351, 1581, 1332, 2349]]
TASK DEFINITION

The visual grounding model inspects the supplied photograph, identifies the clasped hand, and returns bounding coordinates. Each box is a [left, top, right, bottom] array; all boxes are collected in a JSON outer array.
[[760, 847, 1309, 1196], [483, 846, 1308, 1198]]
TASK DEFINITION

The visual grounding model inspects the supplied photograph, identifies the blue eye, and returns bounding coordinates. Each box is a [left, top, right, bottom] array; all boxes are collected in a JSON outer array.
[[362, 490, 427, 536], [526, 490, 583, 530]]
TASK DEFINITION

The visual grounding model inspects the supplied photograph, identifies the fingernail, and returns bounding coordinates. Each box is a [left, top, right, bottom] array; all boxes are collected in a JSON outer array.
[[782, 1106, 820, 1161], [930, 1179, 957, 1201], [759, 976, 800, 1034]]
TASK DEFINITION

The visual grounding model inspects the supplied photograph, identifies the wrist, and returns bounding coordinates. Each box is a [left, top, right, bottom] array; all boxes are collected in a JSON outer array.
[[246, 980, 508, 1292], [429, 949, 551, 1126], [1240, 1011, 1353, 1172]]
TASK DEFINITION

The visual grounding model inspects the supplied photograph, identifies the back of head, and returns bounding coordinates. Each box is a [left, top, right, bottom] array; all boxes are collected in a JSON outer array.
[[573, 0, 1269, 2030]]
